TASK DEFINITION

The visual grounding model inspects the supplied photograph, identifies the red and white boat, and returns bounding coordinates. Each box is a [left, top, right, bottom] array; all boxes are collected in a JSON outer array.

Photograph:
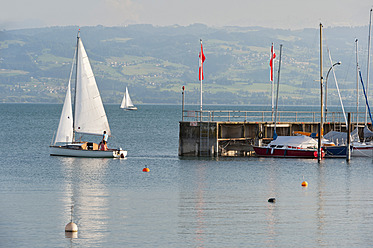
[[253, 135, 324, 158]]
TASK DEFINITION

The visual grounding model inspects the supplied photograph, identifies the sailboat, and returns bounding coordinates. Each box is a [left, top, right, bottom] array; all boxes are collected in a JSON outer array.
[[50, 31, 127, 158], [253, 44, 323, 158], [120, 87, 137, 110], [324, 20, 373, 157]]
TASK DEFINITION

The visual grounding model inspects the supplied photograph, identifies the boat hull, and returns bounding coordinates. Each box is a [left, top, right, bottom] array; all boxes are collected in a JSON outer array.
[[324, 146, 347, 157], [253, 146, 321, 158], [121, 107, 137, 110], [352, 145, 373, 157], [324, 145, 373, 157], [50, 146, 127, 158]]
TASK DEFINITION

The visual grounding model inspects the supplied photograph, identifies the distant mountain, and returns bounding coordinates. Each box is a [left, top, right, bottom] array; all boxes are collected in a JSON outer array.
[[0, 24, 370, 105]]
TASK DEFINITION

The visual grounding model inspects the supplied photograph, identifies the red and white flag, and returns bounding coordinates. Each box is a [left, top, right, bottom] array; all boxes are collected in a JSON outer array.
[[269, 43, 276, 82], [199, 42, 206, 81]]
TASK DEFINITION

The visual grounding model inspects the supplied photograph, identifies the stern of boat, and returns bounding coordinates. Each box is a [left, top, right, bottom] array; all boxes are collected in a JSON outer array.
[[115, 148, 127, 158]]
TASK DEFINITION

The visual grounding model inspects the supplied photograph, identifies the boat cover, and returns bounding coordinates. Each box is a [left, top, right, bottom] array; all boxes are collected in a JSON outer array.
[[269, 135, 317, 148], [323, 129, 359, 145], [363, 126, 373, 139]]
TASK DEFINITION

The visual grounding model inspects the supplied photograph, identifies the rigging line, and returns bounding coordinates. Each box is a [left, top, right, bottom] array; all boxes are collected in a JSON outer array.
[[366, 8, 373, 125], [68, 46, 77, 86], [300, 29, 319, 93], [339, 40, 354, 91], [326, 46, 347, 125], [323, 31, 347, 120], [359, 70, 373, 125], [323, 30, 354, 103]]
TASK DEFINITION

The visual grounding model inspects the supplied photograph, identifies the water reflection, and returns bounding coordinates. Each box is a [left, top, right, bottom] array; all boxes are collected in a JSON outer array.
[[178, 162, 207, 248], [316, 161, 352, 246], [316, 163, 326, 246], [265, 162, 278, 246], [60, 157, 109, 245], [65, 231, 78, 239]]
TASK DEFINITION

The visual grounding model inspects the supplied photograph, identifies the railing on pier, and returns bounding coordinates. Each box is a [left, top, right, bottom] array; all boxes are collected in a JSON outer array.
[[182, 109, 365, 124]]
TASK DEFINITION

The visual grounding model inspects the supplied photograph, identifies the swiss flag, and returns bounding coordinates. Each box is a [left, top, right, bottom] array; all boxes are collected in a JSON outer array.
[[270, 44, 276, 82], [199, 42, 205, 81]]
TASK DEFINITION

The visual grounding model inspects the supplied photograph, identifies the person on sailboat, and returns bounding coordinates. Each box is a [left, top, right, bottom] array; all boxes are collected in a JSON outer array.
[[102, 131, 108, 143], [100, 140, 108, 151], [99, 130, 108, 148]]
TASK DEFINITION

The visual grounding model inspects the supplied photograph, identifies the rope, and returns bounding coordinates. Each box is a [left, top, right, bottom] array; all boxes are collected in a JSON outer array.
[[359, 70, 373, 124]]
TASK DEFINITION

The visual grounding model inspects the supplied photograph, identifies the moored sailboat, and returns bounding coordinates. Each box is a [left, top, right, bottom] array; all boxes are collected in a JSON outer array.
[[253, 44, 324, 158], [120, 87, 137, 110], [323, 31, 373, 158], [253, 135, 322, 158], [50, 31, 127, 158]]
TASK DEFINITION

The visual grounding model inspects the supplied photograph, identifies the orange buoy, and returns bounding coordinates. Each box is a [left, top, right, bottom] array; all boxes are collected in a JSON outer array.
[[142, 167, 150, 172], [301, 181, 308, 187]]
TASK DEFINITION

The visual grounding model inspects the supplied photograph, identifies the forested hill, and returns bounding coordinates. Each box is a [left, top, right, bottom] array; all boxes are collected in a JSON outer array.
[[0, 24, 369, 105]]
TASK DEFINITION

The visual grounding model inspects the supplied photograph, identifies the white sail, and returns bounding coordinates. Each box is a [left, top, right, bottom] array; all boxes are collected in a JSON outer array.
[[120, 88, 127, 108], [54, 80, 73, 144], [125, 87, 135, 107], [74, 38, 111, 136], [120, 87, 136, 109]]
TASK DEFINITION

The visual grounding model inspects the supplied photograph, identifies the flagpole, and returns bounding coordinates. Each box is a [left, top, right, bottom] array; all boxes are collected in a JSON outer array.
[[200, 39, 203, 122], [271, 43, 275, 121]]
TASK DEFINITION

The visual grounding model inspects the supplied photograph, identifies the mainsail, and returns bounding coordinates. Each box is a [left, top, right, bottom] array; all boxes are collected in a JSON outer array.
[[74, 37, 111, 136], [54, 80, 73, 144]]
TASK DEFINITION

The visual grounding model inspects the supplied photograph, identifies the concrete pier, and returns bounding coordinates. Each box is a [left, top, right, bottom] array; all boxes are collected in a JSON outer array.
[[178, 109, 368, 157]]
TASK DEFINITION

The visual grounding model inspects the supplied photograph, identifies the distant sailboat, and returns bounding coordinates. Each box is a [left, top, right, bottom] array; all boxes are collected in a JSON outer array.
[[120, 87, 137, 110], [50, 31, 127, 158]]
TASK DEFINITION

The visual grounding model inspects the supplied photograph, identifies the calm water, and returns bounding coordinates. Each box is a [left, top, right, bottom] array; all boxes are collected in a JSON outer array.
[[1, 103, 373, 247]]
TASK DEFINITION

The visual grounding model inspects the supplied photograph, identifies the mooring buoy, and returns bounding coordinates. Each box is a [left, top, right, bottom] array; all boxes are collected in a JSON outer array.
[[142, 167, 150, 172], [65, 222, 78, 232], [65, 205, 78, 233]]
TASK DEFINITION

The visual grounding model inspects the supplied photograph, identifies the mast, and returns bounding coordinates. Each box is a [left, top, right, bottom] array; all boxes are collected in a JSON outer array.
[[200, 39, 203, 121], [73, 30, 80, 142], [318, 23, 323, 162], [356, 39, 360, 129], [320, 23, 324, 137], [366, 9, 372, 125]]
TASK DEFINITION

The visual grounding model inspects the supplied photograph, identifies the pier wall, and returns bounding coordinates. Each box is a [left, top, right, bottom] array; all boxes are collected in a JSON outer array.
[[179, 121, 360, 157]]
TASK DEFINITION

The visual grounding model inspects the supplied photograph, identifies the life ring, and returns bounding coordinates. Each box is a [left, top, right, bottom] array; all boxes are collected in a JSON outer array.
[[258, 131, 264, 139]]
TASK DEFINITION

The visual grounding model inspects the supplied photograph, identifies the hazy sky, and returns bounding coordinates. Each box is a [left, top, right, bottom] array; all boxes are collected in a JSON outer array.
[[2, 0, 373, 30]]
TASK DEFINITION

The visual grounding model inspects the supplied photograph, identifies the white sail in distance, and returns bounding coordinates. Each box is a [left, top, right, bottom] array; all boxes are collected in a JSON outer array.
[[120, 87, 135, 109]]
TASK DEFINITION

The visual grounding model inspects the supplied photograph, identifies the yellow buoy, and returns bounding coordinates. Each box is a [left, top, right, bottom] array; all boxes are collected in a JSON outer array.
[[301, 181, 308, 187], [65, 222, 78, 232], [142, 167, 150, 172]]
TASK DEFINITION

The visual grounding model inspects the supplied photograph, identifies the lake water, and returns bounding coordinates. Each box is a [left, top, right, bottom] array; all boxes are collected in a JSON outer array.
[[1, 103, 373, 247]]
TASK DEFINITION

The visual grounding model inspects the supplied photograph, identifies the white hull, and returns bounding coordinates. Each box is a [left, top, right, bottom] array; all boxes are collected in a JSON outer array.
[[50, 145, 127, 158], [351, 145, 373, 157], [122, 106, 137, 111]]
